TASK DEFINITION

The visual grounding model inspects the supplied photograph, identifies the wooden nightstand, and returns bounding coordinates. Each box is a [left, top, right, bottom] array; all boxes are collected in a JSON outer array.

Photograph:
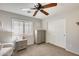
[[15, 39, 27, 51]]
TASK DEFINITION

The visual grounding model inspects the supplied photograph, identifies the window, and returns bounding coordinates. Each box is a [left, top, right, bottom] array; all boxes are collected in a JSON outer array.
[[12, 19, 33, 40], [25, 22, 33, 35]]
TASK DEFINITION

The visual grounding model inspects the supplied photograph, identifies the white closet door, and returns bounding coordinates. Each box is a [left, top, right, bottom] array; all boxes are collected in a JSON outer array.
[[47, 19, 66, 48]]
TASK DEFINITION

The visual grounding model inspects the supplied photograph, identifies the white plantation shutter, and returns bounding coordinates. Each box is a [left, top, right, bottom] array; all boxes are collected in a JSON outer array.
[[12, 21, 20, 35], [25, 22, 33, 35], [12, 20, 33, 40], [19, 22, 23, 35]]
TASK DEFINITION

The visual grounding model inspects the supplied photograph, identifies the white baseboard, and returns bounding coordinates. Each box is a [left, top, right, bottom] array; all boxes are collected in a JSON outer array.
[[65, 48, 79, 55], [46, 42, 65, 49], [47, 42, 79, 55]]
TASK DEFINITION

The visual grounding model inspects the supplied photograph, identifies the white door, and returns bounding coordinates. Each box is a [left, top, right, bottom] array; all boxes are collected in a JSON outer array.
[[47, 19, 66, 48]]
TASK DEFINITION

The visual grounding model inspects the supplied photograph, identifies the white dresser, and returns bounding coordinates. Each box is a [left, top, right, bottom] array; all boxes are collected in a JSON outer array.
[[15, 39, 27, 51]]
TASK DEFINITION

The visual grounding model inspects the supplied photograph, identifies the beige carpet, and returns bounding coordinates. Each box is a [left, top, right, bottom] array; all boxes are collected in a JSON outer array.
[[14, 43, 78, 56]]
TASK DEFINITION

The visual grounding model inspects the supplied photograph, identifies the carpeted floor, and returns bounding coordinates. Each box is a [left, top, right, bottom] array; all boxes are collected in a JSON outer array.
[[14, 43, 78, 56]]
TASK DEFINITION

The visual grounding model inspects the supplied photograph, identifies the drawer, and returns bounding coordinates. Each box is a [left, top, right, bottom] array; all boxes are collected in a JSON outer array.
[[15, 40, 27, 51]]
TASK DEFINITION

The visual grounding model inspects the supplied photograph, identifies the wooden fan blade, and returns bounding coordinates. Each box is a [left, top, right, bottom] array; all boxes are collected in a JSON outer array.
[[42, 3, 57, 9], [33, 10, 38, 16], [40, 10, 49, 15]]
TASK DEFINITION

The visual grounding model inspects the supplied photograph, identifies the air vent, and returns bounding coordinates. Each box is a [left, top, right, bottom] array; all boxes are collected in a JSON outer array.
[[27, 11, 31, 13]]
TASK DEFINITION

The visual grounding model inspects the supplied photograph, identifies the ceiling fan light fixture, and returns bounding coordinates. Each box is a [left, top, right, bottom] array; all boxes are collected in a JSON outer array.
[[34, 3, 38, 7]]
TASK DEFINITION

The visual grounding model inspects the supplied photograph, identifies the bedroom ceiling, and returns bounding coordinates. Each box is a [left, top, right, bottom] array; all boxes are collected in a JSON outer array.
[[0, 3, 79, 19]]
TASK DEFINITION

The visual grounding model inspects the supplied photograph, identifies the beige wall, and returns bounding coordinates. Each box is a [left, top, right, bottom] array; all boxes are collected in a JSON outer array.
[[42, 8, 79, 55], [66, 12, 79, 55]]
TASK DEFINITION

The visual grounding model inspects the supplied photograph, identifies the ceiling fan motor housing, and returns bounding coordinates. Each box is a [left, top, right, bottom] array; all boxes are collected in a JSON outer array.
[[34, 3, 42, 10]]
